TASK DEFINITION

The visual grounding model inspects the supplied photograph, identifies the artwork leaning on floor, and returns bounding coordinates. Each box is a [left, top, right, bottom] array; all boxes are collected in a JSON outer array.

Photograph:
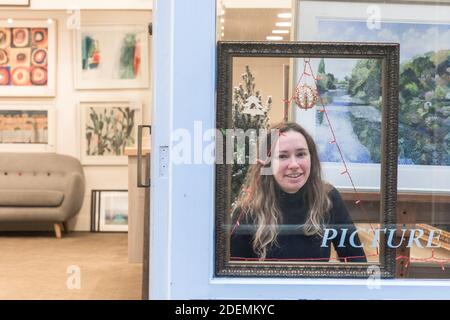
[[79, 100, 142, 165], [215, 41, 400, 278], [91, 190, 128, 232]]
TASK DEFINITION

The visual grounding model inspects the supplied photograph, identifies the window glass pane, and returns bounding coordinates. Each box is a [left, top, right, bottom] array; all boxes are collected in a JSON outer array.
[[216, 0, 450, 280], [295, 0, 450, 279]]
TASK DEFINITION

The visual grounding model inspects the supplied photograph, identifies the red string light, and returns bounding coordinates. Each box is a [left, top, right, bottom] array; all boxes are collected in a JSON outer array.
[[396, 255, 450, 270], [231, 253, 379, 263]]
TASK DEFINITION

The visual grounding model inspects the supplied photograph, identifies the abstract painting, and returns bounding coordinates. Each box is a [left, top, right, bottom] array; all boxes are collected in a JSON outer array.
[[0, 20, 55, 96], [74, 24, 149, 89], [79, 100, 142, 165]]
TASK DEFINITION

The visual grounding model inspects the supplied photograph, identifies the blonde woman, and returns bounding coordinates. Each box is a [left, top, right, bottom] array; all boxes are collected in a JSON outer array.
[[230, 122, 367, 262]]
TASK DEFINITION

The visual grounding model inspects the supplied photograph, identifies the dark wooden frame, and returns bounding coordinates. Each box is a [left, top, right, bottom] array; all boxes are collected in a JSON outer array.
[[215, 41, 400, 278]]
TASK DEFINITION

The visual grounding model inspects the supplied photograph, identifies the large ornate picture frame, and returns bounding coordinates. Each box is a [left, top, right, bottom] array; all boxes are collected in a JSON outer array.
[[215, 41, 399, 278], [296, 0, 450, 192]]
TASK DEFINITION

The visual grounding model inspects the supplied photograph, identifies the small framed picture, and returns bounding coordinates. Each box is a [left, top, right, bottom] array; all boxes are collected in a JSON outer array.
[[91, 189, 128, 232], [79, 98, 142, 165], [0, 103, 56, 152]]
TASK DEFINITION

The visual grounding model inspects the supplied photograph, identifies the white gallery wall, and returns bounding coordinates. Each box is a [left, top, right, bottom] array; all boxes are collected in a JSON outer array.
[[0, 9, 152, 231]]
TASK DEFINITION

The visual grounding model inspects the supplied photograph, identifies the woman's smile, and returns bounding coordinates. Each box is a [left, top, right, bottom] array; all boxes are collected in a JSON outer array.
[[272, 131, 311, 194]]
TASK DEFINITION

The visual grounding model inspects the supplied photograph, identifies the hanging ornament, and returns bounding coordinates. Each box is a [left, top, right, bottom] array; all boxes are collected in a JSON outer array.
[[293, 83, 318, 110], [292, 58, 319, 110]]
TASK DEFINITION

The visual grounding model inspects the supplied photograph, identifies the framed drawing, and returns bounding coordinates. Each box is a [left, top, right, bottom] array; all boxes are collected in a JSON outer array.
[[0, 104, 55, 152], [0, 19, 56, 96], [74, 24, 150, 89], [79, 99, 142, 165], [216, 41, 399, 278], [91, 189, 128, 232], [296, 0, 450, 192]]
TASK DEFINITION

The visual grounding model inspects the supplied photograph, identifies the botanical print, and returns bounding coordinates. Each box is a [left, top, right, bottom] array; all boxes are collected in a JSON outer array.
[[85, 104, 137, 156], [80, 27, 143, 82], [317, 20, 450, 166], [0, 110, 48, 143], [0, 27, 48, 86]]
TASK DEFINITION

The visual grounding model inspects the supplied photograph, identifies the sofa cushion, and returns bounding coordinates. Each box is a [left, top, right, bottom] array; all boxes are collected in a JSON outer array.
[[0, 190, 64, 207]]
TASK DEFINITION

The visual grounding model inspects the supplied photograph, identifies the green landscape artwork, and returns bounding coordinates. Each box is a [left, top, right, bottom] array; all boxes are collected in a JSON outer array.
[[317, 20, 449, 166]]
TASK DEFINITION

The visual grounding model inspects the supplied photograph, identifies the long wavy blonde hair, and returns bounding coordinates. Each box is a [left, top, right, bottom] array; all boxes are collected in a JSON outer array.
[[234, 122, 332, 259]]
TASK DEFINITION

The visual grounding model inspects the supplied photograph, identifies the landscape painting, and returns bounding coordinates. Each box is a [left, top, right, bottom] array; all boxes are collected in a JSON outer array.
[[316, 20, 450, 167], [297, 2, 450, 191], [0, 109, 48, 144], [300, 57, 383, 165], [0, 104, 55, 152]]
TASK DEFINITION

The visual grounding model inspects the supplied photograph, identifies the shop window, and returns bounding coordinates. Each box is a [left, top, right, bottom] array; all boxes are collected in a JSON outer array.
[[215, 0, 450, 280]]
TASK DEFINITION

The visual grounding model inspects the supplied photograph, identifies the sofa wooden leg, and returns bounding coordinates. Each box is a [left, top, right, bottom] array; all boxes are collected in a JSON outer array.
[[54, 223, 62, 239], [62, 221, 70, 234]]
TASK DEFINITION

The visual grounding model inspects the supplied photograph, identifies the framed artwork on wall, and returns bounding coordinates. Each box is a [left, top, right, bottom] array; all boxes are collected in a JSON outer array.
[[0, 104, 55, 152], [0, 19, 56, 96], [79, 99, 142, 165], [296, 0, 450, 192], [74, 24, 150, 89], [91, 189, 128, 232]]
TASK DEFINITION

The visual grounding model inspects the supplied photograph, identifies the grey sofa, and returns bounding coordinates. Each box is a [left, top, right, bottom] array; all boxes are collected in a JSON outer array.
[[0, 153, 85, 238]]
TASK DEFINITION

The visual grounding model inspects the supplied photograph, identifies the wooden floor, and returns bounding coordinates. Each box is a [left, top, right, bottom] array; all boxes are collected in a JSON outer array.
[[0, 232, 142, 300]]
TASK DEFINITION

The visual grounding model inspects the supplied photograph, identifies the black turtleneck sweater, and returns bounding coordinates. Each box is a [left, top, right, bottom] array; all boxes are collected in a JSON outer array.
[[230, 186, 367, 262]]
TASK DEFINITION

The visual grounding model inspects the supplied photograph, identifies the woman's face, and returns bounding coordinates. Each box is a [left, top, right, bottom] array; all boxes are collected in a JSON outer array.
[[271, 130, 311, 194]]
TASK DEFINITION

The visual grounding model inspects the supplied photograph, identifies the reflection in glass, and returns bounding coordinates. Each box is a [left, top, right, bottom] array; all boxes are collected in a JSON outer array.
[[227, 57, 384, 264], [229, 122, 370, 263]]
